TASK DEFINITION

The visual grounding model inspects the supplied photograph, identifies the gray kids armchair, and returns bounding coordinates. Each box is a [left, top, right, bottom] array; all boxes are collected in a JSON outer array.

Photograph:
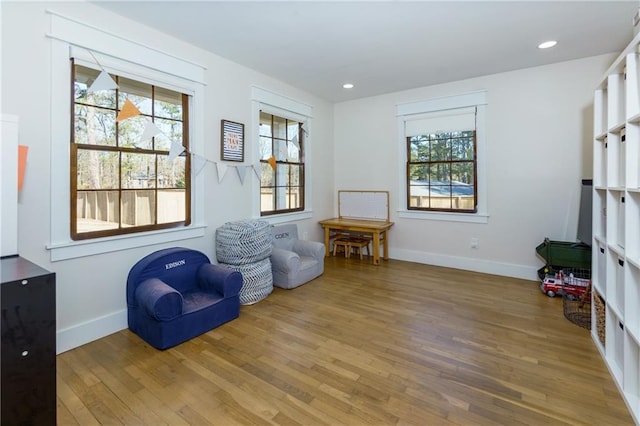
[[270, 224, 325, 289]]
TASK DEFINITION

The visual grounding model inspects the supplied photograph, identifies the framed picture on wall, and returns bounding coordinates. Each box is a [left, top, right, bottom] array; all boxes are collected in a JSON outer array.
[[220, 119, 244, 162]]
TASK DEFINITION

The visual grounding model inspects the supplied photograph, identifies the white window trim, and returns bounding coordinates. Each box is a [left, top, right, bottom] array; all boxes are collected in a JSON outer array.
[[396, 90, 489, 224], [251, 86, 313, 224], [45, 11, 207, 261]]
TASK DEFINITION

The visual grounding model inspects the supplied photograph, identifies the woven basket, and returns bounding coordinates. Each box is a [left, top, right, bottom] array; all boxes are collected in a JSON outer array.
[[221, 258, 273, 305], [594, 291, 606, 347], [216, 219, 272, 265]]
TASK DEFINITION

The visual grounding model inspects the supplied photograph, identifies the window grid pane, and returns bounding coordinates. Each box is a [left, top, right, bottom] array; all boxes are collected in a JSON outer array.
[[259, 111, 305, 216], [407, 131, 477, 213], [71, 62, 190, 240]]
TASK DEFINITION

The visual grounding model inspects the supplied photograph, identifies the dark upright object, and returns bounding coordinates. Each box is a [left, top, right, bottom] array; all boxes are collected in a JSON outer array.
[[1, 255, 56, 425], [577, 179, 593, 246]]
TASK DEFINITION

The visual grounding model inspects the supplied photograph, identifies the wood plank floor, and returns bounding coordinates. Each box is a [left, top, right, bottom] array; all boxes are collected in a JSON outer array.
[[57, 257, 633, 425]]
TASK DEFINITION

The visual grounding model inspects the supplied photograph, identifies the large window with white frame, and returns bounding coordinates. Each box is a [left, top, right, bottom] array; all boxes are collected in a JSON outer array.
[[251, 86, 313, 221], [406, 108, 477, 213], [397, 91, 488, 223], [71, 62, 191, 240], [47, 11, 206, 261], [258, 110, 305, 215]]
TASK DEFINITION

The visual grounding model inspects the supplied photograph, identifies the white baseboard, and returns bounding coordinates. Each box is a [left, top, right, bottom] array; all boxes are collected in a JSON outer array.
[[56, 309, 127, 354], [390, 248, 539, 281]]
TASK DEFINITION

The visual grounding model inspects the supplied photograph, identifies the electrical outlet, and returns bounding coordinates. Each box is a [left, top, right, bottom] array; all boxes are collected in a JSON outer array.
[[302, 231, 308, 241], [471, 237, 479, 249]]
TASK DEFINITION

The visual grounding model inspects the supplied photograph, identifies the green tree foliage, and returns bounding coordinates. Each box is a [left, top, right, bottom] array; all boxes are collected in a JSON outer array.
[[409, 131, 474, 184]]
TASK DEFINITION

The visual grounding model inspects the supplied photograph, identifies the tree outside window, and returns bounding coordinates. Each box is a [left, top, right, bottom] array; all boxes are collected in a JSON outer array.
[[71, 62, 190, 240], [407, 131, 477, 212]]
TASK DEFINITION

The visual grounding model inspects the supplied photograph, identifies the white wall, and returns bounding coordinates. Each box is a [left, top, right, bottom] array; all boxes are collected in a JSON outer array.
[[1, 2, 334, 352], [334, 54, 615, 280], [1, 115, 19, 257]]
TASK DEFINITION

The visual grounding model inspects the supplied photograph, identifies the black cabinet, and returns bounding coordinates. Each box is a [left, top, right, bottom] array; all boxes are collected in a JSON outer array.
[[1, 256, 56, 425]]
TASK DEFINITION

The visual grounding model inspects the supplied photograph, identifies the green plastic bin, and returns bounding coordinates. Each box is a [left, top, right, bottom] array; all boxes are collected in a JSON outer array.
[[536, 238, 591, 270]]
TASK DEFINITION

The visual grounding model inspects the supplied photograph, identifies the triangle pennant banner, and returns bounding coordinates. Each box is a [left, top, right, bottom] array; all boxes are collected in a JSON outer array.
[[116, 99, 142, 122], [192, 154, 207, 176], [140, 120, 163, 144], [252, 163, 262, 179], [236, 165, 247, 184], [87, 70, 118, 93], [168, 140, 185, 162], [290, 134, 300, 150], [216, 162, 228, 183], [267, 156, 276, 171]]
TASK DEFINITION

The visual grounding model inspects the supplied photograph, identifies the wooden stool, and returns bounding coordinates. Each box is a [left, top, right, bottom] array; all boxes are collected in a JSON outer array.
[[332, 236, 371, 260], [333, 237, 351, 258], [348, 237, 371, 260]]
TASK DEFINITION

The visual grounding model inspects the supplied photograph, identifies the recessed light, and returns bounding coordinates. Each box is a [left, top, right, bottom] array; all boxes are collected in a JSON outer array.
[[342, 83, 354, 89], [538, 40, 557, 49]]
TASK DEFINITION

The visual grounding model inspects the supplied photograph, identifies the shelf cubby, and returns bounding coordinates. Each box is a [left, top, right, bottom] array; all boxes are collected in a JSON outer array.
[[626, 191, 640, 263], [594, 136, 607, 187], [623, 334, 640, 414], [595, 88, 608, 137], [626, 123, 640, 189], [595, 242, 607, 297], [605, 189, 625, 249], [605, 250, 624, 319], [593, 188, 607, 242], [625, 263, 640, 343], [606, 309, 624, 384], [607, 73, 625, 131], [627, 53, 640, 121], [606, 131, 625, 188]]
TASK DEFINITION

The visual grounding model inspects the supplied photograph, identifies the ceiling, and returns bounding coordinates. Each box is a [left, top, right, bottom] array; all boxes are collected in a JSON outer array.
[[93, 1, 639, 103]]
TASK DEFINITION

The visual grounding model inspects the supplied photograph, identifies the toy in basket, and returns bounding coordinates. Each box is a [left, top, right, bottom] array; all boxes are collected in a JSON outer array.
[[540, 270, 590, 300]]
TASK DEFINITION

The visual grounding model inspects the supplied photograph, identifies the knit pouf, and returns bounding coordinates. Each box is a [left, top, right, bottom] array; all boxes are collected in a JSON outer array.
[[221, 258, 273, 305], [215, 219, 272, 265]]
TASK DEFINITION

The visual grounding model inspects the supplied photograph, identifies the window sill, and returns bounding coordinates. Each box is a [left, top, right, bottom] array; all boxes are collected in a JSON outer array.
[[398, 210, 489, 224], [260, 210, 312, 225], [47, 224, 207, 261]]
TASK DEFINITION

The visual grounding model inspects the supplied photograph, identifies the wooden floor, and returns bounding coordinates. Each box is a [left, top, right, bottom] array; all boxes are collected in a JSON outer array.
[[57, 257, 633, 425]]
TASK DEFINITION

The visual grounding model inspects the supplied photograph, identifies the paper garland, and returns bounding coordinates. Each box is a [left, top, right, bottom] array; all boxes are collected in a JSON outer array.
[[140, 120, 162, 144], [112, 97, 260, 185], [168, 140, 185, 162], [84, 50, 267, 186], [216, 162, 228, 182], [116, 99, 142, 122], [181, 153, 277, 185], [236, 165, 247, 184], [290, 134, 300, 150], [192, 154, 207, 176], [87, 70, 118, 93]]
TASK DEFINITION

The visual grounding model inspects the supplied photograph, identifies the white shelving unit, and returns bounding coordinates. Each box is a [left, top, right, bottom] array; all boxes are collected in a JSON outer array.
[[592, 32, 640, 424]]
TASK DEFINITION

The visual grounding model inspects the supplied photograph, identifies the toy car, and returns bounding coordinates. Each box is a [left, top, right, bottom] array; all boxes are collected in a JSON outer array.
[[541, 272, 590, 300]]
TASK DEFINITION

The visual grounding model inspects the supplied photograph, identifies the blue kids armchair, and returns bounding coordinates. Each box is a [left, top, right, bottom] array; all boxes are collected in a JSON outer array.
[[126, 247, 243, 350]]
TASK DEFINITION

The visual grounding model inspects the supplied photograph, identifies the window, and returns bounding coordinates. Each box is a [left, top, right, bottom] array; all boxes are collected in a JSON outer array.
[[397, 91, 487, 223], [258, 111, 304, 215], [48, 12, 206, 261], [71, 62, 190, 240], [407, 129, 477, 212]]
